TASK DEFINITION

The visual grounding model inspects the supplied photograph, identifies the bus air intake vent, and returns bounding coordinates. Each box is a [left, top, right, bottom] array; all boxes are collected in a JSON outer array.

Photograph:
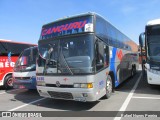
[[47, 91, 73, 100], [15, 77, 31, 80], [46, 84, 73, 88]]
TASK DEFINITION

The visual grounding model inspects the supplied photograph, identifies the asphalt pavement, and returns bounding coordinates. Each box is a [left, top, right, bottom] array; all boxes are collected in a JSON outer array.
[[0, 70, 160, 120]]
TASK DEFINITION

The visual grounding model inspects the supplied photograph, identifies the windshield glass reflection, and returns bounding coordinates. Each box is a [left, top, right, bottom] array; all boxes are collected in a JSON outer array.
[[14, 47, 37, 72], [38, 35, 94, 74], [147, 25, 160, 62]]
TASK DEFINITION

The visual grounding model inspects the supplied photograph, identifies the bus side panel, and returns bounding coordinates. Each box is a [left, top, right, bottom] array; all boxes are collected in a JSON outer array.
[[94, 68, 110, 100], [119, 52, 132, 82], [109, 47, 119, 87], [109, 46, 133, 87], [0, 56, 18, 86]]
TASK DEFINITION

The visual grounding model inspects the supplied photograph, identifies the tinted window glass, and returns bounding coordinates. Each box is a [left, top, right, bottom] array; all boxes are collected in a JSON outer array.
[[0, 42, 35, 56], [0, 42, 8, 55], [147, 25, 160, 61], [96, 40, 104, 71], [104, 45, 109, 67], [14, 47, 38, 72], [95, 15, 132, 50], [7, 43, 31, 55]]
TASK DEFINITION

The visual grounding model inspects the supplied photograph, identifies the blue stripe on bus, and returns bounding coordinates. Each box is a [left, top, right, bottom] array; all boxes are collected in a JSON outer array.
[[8, 52, 12, 63], [110, 48, 119, 87]]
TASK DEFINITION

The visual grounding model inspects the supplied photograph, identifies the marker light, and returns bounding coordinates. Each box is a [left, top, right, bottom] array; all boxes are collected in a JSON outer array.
[[74, 83, 93, 88], [87, 83, 93, 88]]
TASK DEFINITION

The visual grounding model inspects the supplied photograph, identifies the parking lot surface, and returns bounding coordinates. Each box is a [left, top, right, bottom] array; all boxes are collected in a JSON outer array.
[[0, 70, 160, 120]]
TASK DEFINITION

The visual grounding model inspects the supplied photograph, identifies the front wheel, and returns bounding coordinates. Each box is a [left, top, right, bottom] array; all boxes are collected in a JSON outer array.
[[4, 75, 13, 89], [104, 75, 112, 99], [131, 66, 136, 77]]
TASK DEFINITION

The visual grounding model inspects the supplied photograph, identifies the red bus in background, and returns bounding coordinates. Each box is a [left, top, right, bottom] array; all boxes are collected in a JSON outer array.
[[0, 39, 37, 89]]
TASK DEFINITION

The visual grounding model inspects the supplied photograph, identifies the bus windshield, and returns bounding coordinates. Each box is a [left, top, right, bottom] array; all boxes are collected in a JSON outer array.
[[38, 35, 94, 74], [147, 25, 160, 62], [14, 47, 38, 72]]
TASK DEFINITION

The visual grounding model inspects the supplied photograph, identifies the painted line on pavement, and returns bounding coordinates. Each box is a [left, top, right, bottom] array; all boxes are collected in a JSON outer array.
[[132, 96, 160, 100], [114, 73, 142, 120], [8, 98, 46, 111]]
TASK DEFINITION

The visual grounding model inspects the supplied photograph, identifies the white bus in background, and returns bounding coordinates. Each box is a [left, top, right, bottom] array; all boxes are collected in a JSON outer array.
[[139, 19, 160, 85], [13, 46, 38, 89], [36, 12, 138, 102]]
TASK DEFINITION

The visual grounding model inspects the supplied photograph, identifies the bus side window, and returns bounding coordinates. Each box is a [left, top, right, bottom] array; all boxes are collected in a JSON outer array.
[[96, 40, 104, 71], [0, 42, 8, 55], [104, 45, 109, 67]]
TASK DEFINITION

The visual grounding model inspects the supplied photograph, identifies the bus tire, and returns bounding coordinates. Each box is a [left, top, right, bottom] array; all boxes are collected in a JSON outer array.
[[131, 66, 136, 77], [104, 75, 112, 99], [4, 74, 13, 89]]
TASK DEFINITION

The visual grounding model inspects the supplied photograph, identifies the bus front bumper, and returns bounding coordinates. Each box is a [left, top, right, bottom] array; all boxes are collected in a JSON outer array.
[[13, 78, 37, 89], [147, 70, 160, 85], [37, 86, 98, 102]]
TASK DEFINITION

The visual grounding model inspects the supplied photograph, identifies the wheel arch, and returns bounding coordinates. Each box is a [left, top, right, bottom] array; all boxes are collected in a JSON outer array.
[[2, 72, 13, 85], [108, 71, 115, 92]]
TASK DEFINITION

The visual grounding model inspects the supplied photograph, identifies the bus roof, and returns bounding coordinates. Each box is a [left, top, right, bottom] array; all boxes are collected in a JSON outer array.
[[43, 12, 95, 26], [0, 39, 12, 42], [42, 12, 118, 29], [42, 12, 133, 39], [40, 12, 137, 51], [147, 19, 160, 26], [24, 46, 38, 50], [0, 39, 37, 46]]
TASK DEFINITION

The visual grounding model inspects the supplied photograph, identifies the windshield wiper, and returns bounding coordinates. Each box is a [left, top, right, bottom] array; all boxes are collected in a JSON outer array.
[[59, 47, 73, 75]]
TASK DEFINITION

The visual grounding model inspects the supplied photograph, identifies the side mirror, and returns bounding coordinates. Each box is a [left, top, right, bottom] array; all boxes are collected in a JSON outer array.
[[139, 32, 145, 48]]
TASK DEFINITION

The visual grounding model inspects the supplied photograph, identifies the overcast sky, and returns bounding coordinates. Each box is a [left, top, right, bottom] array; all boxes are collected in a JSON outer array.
[[0, 0, 160, 44]]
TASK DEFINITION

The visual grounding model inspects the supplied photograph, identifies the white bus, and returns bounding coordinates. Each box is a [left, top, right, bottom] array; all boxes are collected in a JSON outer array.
[[139, 19, 160, 85], [36, 12, 138, 102], [13, 46, 38, 89]]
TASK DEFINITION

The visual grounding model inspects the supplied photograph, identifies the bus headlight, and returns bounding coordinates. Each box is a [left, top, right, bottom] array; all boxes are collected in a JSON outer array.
[[81, 84, 88, 88], [74, 83, 93, 88], [36, 81, 46, 86], [74, 84, 81, 88]]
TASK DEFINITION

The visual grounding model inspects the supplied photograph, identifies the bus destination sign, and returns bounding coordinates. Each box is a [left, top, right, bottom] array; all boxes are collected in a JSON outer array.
[[40, 18, 93, 39]]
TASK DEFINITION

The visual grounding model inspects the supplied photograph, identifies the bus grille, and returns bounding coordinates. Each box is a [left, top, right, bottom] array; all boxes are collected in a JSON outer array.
[[15, 77, 31, 80], [48, 91, 73, 100], [46, 84, 73, 88]]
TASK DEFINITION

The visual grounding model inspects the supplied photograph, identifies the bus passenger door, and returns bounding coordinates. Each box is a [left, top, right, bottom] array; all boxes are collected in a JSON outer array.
[[95, 39, 111, 98], [95, 40, 104, 71], [95, 39, 109, 71]]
